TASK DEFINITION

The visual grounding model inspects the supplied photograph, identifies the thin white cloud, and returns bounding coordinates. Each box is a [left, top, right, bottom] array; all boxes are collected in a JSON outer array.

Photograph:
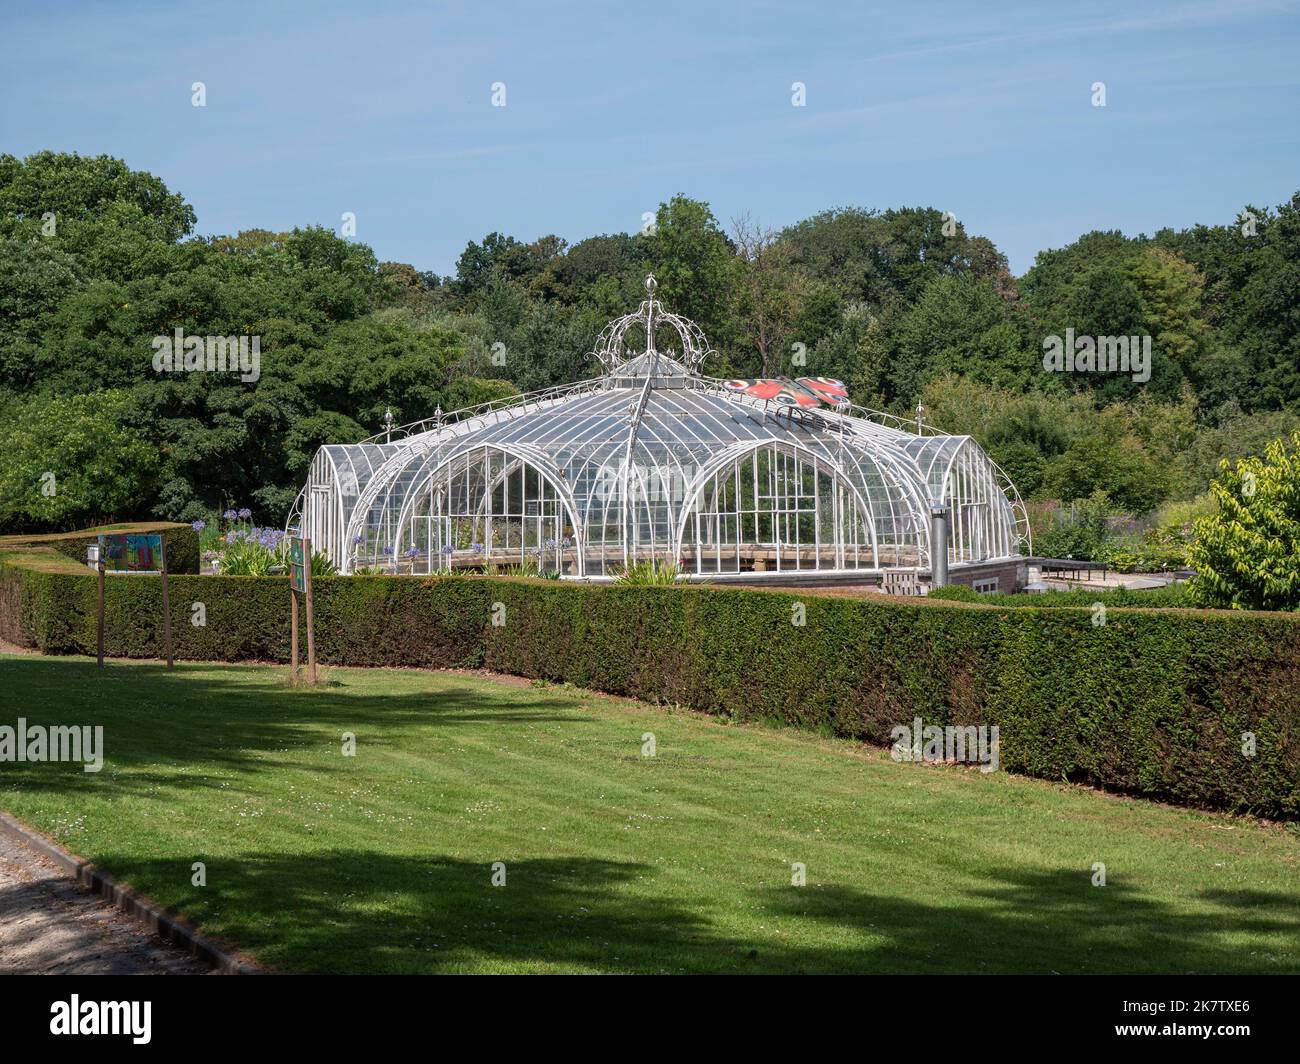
[[857, 0, 1300, 64]]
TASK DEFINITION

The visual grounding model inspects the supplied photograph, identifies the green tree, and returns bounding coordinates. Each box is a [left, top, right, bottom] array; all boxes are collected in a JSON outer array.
[[1132, 247, 1206, 370], [641, 195, 736, 347], [1184, 405, 1300, 494], [874, 206, 1008, 303], [0, 150, 196, 243], [781, 206, 1008, 310], [553, 234, 640, 303], [918, 374, 1084, 498], [811, 303, 888, 407], [0, 237, 82, 392], [730, 216, 810, 376], [454, 232, 523, 296], [1040, 427, 1168, 513], [1157, 194, 1300, 411], [0, 390, 159, 531], [887, 273, 1028, 403]]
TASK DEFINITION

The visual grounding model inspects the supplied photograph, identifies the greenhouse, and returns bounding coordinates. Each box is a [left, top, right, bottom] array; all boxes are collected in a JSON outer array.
[[288, 277, 1031, 588]]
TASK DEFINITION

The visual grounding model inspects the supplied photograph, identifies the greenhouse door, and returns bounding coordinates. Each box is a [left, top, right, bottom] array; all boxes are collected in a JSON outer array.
[[310, 485, 331, 557]]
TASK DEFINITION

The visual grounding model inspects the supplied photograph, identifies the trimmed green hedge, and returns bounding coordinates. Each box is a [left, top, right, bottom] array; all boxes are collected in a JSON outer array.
[[2, 566, 1298, 818]]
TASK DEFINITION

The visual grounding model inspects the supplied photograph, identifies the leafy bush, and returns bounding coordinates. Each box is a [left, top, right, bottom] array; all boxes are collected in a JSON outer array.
[[1030, 493, 1197, 571], [1100, 533, 1192, 574], [218, 538, 278, 576], [614, 559, 680, 585], [1030, 495, 1112, 560], [213, 522, 335, 578], [3, 563, 1297, 817], [1152, 492, 1216, 529], [1190, 432, 1300, 611], [215, 526, 284, 576], [1033, 522, 1104, 560], [311, 551, 338, 577], [1100, 494, 1212, 573]]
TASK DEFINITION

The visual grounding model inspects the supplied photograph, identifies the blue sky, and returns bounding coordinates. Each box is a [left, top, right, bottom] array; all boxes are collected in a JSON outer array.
[[2, 0, 1297, 276]]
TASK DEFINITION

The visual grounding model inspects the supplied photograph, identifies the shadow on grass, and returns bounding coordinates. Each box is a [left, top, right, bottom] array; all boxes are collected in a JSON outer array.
[[20, 850, 1296, 975], [761, 871, 1300, 974], [4, 656, 1298, 974], [0, 655, 584, 800]]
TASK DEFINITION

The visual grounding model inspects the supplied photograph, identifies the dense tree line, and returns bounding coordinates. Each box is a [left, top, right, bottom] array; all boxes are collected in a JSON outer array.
[[2, 150, 1297, 532]]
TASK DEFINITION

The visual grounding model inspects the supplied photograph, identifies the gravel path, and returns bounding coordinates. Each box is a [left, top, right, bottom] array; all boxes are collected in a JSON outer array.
[[0, 828, 207, 975]]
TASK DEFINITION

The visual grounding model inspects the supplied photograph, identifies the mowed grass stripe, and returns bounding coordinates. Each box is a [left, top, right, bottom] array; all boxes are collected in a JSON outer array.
[[0, 654, 1296, 973]]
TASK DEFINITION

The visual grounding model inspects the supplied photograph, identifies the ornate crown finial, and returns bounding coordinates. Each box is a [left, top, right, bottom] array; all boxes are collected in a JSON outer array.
[[587, 274, 713, 376]]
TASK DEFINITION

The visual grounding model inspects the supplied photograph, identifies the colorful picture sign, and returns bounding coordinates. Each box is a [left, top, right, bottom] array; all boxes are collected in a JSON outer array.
[[98, 533, 165, 574], [289, 538, 308, 593]]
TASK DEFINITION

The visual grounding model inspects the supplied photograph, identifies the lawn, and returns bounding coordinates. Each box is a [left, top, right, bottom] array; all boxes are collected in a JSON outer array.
[[0, 653, 1297, 974]]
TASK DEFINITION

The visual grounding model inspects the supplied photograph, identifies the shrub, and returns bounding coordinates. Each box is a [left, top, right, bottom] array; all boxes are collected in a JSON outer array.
[[1099, 497, 1208, 573], [210, 524, 335, 578], [218, 537, 279, 576], [1100, 533, 1191, 574], [1189, 432, 1300, 611], [614, 559, 680, 585], [312, 551, 338, 577], [1153, 492, 1216, 529], [1030, 495, 1112, 560]]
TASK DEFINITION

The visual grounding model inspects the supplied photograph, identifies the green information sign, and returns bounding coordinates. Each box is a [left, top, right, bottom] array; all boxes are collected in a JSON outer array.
[[289, 538, 308, 593], [98, 533, 165, 574]]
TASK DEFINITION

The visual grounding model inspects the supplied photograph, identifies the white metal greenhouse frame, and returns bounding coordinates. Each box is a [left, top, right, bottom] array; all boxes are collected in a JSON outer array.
[[287, 277, 1030, 581]]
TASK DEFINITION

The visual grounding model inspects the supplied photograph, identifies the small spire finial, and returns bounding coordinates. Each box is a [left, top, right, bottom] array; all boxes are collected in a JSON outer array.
[[645, 274, 657, 297], [383, 405, 395, 442]]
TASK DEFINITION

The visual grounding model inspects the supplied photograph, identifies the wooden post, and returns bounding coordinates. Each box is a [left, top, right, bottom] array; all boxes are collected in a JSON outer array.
[[96, 559, 105, 669], [304, 537, 317, 684], [159, 534, 174, 670], [290, 585, 299, 682]]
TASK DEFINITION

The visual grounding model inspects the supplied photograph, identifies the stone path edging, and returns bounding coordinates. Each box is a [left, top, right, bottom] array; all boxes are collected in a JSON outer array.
[[0, 809, 259, 975]]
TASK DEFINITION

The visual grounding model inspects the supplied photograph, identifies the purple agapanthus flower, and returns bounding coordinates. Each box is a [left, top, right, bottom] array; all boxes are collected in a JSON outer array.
[[470, 542, 483, 553], [237, 508, 252, 519], [352, 534, 365, 545], [381, 546, 394, 556], [441, 544, 454, 556], [191, 520, 206, 532], [405, 547, 421, 559], [544, 537, 557, 550], [223, 509, 237, 521]]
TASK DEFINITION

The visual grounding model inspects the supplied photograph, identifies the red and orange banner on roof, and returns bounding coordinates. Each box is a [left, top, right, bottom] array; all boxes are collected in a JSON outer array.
[[722, 376, 849, 409]]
